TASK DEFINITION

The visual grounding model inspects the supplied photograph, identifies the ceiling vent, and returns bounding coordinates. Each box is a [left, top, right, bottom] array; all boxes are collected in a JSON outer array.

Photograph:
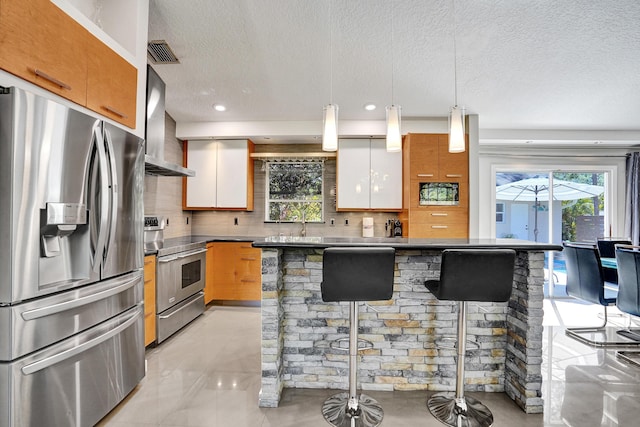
[[147, 40, 180, 64]]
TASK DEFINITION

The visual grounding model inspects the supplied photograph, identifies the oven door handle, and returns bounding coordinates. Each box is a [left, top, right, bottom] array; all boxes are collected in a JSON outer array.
[[176, 248, 208, 259], [158, 256, 179, 263]]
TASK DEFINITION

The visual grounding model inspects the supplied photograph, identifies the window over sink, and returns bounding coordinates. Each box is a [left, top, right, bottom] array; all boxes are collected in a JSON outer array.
[[265, 161, 323, 222]]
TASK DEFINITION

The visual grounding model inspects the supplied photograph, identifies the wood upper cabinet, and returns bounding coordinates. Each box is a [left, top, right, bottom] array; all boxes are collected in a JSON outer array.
[[183, 140, 255, 210], [402, 133, 469, 238], [208, 242, 261, 301], [406, 133, 468, 182], [0, 0, 88, 105], [86, 34, 137, 129], [0, 0, 138, 128], [143, 255, 157, 346], [337, 139, 402, 210]]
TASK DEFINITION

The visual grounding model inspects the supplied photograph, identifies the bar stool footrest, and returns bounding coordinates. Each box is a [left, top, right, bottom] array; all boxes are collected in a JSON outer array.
[[322, 392, 383, 427], [427, 392, 493, 427]]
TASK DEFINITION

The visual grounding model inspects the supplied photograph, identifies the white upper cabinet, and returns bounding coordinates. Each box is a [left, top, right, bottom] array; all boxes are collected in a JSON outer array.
[[337, 139, 402, 210], [216, 140, 249, 208], [184, 139, 254, 210], [185, 140, 218, 208]]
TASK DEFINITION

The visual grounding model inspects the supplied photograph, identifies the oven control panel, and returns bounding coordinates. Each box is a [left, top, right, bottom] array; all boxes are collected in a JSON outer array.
[[144, 216, 164, 230]]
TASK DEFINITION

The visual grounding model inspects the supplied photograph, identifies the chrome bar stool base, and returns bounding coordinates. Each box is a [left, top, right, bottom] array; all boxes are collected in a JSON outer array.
[[427, 393, 493, 427], [322, 392, 383, 427]]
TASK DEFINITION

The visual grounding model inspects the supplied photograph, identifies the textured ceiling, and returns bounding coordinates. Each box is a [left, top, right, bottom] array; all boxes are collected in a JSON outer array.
[[148, 0, 640, 144]]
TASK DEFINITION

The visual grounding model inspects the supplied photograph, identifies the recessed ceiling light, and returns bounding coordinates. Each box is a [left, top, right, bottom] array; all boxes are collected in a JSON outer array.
[[364, 103, 376, 111], [213, 104, 226, 112]]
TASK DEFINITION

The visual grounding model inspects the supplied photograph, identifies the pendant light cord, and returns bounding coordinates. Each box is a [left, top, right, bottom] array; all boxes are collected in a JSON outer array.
[[391, 0, 395, 105], [452, 0, 458, 106], [329, 0, 333, 105]]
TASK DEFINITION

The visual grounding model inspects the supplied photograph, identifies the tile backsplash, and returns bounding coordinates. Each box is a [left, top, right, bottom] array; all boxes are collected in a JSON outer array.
[[143, 113, 192, 238]]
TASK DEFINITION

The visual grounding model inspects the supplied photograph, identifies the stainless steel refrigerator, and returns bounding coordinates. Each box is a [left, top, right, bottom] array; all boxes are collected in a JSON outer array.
[[0, 87, 145, 426]]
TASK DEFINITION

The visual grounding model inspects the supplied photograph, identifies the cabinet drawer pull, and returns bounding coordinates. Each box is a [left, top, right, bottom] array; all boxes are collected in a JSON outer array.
[[240, 279, 257, 283], [34, 69, 71, 90], [430, 213, 448, 217], [431, 225, 448, 229], [103, 105, 128, 119], [417, 173, 434, 177], [240, 257, 256, 261], [445, 174, 463, 178]]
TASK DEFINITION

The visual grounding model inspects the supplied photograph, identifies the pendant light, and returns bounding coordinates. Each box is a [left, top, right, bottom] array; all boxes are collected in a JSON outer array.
[[322, 0, 338, 152], [448, 0, 465, 153], [386, 0, 401, 152]]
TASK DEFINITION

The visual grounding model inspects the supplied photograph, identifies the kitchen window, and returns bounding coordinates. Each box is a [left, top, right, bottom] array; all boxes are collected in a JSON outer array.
[[265, 161, 323, 222]]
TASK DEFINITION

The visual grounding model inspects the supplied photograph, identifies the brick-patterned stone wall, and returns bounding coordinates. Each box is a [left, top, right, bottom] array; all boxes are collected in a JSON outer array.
[[259, 248, 545, 415], [259, 248, 284, 407]]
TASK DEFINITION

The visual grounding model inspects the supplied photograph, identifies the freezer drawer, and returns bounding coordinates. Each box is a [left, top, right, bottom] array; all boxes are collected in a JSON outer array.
[[0, 270, 143, 361], [0, 304, 144, 427], [156, 291, 204, 343]]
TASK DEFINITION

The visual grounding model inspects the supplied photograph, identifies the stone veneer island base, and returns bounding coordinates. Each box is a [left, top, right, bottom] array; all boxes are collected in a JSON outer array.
[[253, 237, 561, 415]]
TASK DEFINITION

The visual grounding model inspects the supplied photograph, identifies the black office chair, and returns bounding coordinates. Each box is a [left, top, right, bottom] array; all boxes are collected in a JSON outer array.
[[425, 249, 516, 427], [562, 242, 637, 347], [614, 245, 640, 366], [596, 238, 631, 284], [320, 247, 396, 427]]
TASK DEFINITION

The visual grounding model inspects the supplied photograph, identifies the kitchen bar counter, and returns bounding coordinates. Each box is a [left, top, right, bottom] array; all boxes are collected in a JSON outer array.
[[254, 237, 561, 414], [253, 235, 560, 251]]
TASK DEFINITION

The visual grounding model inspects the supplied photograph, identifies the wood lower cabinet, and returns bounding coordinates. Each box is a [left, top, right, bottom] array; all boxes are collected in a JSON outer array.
[[143, 255, 157, 346], [206, 242, 261, 301], [205, 243, 216, 304]]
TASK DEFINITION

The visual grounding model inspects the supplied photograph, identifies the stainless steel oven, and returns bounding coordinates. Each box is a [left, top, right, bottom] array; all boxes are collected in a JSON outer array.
[[156, 245, 206, 313], [145, 216, 207, 344]]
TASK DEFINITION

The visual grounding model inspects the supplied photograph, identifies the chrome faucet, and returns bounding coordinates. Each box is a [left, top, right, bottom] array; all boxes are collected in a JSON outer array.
[[300, 212, 306, 237]]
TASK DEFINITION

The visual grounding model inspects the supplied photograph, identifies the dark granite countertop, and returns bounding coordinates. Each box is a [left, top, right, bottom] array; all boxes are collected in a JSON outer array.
[[144, 235, 262, 256], [145, 235, 562, 256], [252, 236, 562, 251]]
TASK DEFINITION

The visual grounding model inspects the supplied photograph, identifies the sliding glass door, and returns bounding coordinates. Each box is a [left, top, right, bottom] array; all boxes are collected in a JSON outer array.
[[495, 170, 607, 297]]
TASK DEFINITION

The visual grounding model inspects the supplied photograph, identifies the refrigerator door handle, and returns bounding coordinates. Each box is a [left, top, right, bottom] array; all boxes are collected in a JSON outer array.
[[20, 273, 140, 320], [103, 128, 119, 261], [21, 304, 142, 375], [92, 124, 110, 272]]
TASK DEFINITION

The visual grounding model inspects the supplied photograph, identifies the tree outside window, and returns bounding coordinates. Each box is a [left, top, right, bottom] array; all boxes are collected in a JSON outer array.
[[266, 162, 323, 222]]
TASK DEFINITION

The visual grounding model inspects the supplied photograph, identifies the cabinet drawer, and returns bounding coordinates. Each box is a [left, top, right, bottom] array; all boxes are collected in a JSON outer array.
[[415, 224, 469, 238], [414, 210, 468, 225]]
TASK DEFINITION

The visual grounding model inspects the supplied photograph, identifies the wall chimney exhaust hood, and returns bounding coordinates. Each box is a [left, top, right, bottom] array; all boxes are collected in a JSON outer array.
[[145, 65, 195, 177]]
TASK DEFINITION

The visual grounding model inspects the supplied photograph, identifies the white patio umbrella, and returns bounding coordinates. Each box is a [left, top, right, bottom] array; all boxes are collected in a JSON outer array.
[[495, 177, 604, 241]]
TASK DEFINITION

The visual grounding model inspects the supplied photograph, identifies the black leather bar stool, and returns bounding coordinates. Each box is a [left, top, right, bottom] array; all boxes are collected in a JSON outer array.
[[425, 249, 516, 427], [320, 247, 396, 427]]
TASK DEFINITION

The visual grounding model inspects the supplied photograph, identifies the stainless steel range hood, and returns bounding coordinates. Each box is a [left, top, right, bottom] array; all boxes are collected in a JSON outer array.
[[145, 65, 195, 177]]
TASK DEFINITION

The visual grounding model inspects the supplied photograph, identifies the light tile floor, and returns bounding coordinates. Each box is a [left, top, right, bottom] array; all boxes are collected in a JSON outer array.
[[99, 301, 640, 426]]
